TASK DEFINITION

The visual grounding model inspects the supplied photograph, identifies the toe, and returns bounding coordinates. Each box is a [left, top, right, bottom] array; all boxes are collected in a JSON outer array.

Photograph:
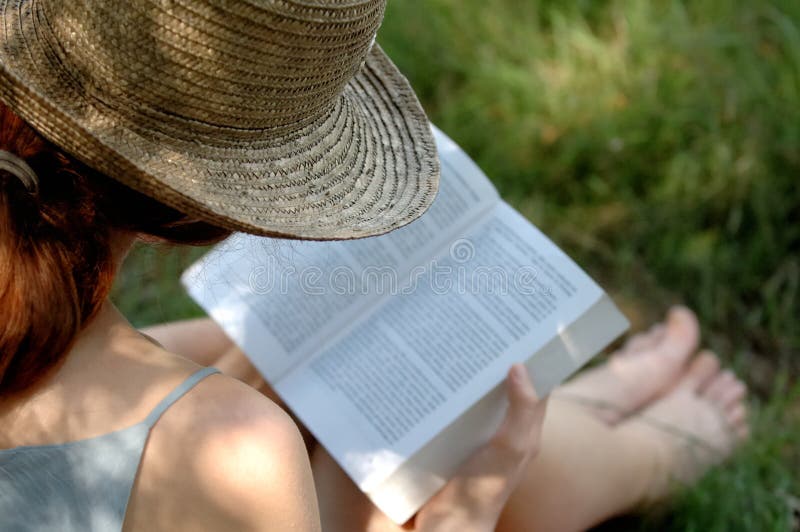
[[623, 324, 666, 354], [651, 306, 700, 361], [728, 403, 747, 426], [621, 332, 649, 354], [704, 370, 737, 403], [679, 351, 720, 392], [721, 381, 747, 412], [697, 369, 750, 449]]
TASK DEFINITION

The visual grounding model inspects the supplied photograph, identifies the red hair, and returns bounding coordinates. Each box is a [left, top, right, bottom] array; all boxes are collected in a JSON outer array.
[[0, 103, 230, 394]]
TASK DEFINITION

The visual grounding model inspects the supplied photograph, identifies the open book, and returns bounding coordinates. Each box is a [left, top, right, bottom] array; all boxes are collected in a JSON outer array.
[[181, 126, 629, 524]]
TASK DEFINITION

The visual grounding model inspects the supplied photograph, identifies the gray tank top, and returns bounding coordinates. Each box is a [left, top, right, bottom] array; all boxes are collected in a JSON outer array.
[[0, 367, 219, 532]]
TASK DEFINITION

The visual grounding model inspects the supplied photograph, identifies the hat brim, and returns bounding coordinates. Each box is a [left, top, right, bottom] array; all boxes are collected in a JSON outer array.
[[0, 3, 439, 240]]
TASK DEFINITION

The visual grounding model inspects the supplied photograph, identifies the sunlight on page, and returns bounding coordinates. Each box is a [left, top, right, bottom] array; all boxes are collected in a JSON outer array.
[[557, 322, 584, 365], [343, 449, 411, 492]]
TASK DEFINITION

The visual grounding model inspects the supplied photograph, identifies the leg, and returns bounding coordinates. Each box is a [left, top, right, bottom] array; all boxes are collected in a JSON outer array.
[[496, 399, 657, 532], [141, 318, 282, 403], [554, 306, 699, 424], [141, 317, 233, 366], [497, 352, 748, 532], [311, 400, 659, 532]]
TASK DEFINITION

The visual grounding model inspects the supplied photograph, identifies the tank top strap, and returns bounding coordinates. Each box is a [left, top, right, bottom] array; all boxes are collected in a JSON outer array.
[[143, 367, 220, 428]]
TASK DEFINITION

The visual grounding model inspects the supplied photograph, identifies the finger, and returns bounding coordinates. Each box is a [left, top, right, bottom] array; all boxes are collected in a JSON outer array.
[[490, 364, 547, 459]]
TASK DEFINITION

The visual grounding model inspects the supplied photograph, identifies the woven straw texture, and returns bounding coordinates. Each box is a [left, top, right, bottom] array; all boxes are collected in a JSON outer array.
[[0, 0, 440, 239]]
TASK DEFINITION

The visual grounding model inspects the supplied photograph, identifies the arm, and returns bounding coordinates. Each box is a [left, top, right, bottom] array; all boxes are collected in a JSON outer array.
[[126, 373, 322, 532], [207, 400, 322, 532]]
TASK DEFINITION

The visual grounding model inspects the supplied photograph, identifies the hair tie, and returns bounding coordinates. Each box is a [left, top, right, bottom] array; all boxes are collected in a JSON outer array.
[[0, 150, 39, 194]]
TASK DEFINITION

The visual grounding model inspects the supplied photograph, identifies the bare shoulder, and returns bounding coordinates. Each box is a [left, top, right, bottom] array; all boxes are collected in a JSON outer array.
[[124, 371, 321, 532]]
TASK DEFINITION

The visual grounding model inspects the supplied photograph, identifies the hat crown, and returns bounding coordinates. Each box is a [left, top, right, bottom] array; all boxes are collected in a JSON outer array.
[[40, 0, 386, 133]]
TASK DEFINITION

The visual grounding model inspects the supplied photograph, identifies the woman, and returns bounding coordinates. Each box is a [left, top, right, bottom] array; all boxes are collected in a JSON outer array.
[[146, 308, 749, 531], [0, 1, 747, 530]]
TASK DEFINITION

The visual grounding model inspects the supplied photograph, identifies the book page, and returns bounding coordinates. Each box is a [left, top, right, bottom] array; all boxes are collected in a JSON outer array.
[[181, 126, 498, 382], [370, 293, 628, 523], [275, 200, 607, 491]]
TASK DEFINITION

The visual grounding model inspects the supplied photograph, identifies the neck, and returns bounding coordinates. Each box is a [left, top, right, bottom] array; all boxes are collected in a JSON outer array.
[[1, 301, 146, 405], [0, 301, 140, 417], [60, 231, 139, 376], [65, 301, 139, 366], [60, 299, 188, 385], [0, 299, 193, 447]]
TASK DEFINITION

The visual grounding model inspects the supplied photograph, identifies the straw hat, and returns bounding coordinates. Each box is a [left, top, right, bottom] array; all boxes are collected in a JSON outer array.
[[0, 0, 439, 239]]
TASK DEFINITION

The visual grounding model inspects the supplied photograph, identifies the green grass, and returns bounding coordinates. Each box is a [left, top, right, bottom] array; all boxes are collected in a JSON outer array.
[[114, 0, 799, 529]]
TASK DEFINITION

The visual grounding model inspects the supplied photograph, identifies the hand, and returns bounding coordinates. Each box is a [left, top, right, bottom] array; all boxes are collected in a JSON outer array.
[[414, 364, 547, 532]]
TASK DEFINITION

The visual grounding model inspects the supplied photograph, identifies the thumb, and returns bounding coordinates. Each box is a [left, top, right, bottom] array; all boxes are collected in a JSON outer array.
[[490, 364, 547, 460], [416, 365, 547, 532]]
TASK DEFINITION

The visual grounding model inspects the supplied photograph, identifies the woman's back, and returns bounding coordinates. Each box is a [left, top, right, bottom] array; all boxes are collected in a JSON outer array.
[[0, 305, 320, 531], [0, 366, 218, 531]]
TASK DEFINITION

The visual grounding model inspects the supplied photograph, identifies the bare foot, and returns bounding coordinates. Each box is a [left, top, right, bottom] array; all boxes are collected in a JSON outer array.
[[620, 352, 749, 505], [555, 306, 700, 424]]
